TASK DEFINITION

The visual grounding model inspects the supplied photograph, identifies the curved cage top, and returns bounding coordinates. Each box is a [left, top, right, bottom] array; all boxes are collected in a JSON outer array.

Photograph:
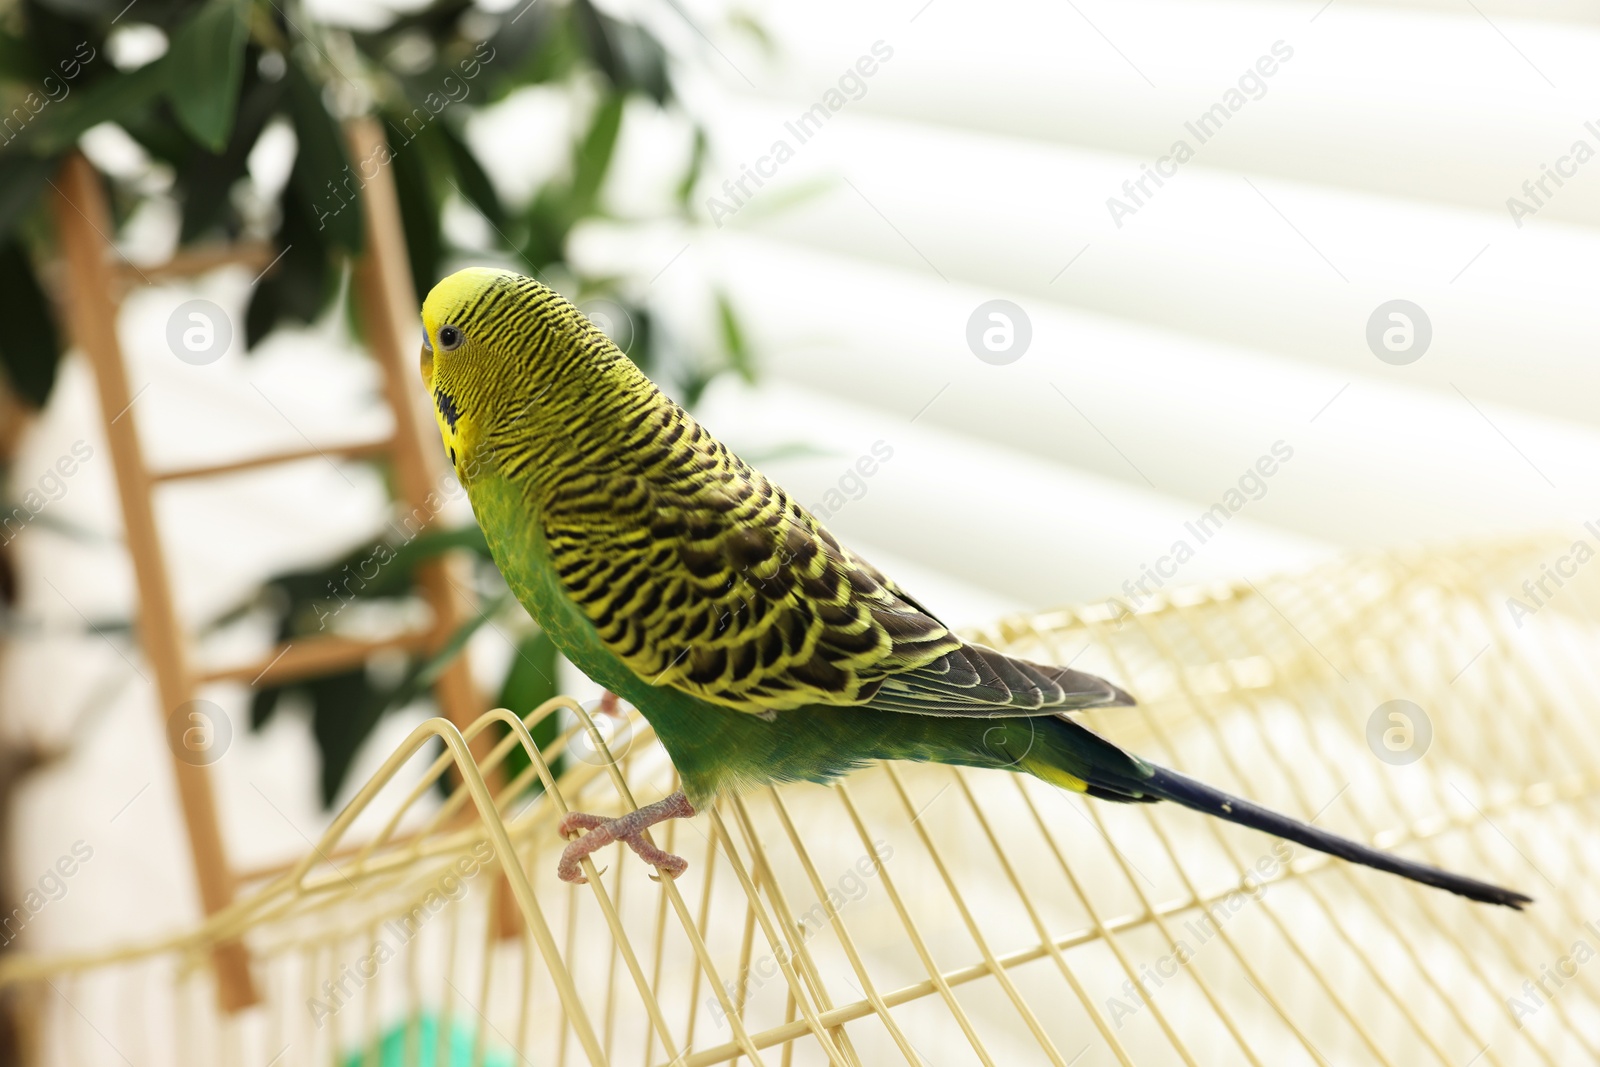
[[3, 534, 1594, 1067]]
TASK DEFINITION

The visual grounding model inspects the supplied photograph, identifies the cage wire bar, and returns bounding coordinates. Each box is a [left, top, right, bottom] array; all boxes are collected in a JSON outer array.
[[3, 532, 1599, 1066]]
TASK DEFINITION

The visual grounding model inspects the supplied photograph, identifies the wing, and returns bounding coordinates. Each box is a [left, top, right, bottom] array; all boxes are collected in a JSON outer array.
[[842, 553, 1136, 716], [540, 405, 1132, 717], [865, 641, 1135, 715]]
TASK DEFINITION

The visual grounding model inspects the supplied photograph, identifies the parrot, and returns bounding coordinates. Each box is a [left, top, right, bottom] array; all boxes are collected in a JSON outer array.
[[418, 266, 1530, 909]]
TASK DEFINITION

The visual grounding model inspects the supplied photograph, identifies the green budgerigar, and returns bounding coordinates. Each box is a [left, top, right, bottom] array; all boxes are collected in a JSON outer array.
[[419, 267, 1529, 909]]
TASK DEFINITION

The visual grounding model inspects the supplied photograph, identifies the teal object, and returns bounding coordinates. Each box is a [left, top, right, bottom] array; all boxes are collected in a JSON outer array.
[[339, 1013, 516, 1067]]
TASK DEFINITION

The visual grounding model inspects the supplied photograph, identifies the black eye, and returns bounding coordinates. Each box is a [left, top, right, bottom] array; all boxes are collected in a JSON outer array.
[[438, 325, 463, 350]]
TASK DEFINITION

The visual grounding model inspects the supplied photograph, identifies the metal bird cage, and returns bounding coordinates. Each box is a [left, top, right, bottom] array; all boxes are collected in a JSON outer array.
[[2, 534, 1596, 1066]]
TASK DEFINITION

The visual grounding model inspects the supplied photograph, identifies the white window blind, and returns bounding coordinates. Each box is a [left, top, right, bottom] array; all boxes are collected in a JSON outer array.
[[595, 0, 1600, 620]]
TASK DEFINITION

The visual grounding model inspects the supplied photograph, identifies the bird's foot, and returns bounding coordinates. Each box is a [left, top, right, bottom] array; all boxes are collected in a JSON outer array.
[[595, 690, 623, 718], [557, 791, 695, 884]]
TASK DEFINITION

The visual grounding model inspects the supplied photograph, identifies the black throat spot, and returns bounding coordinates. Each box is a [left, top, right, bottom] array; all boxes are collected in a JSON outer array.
[[435, 388, 462, 431]]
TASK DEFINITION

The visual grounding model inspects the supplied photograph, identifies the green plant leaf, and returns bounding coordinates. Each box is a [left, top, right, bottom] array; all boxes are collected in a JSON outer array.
[[497, 629, 559, 718], [378, 524, 493, 583], [570, 90, 623, 217], [486, 1, 571, 93], [245, 525, 491, 642], [245, 183, 333, 347], [716, 290, 754, 382], [243, 274, 282, 350], [0, 239, 60, 407], [166, 0, 249, 151], [518, 186, 570, 269], [351, 0, 472, 48], [0, 154, 54, 244], [19, 61, 169, 155], [374, 591, 510, 720], [179, 72, 284, 243], [10, 7, 102, 92], [572, 0, 670, 105], [121, 102, 205, 169], [314, 524, 492, 602], [729, 173, 838, 225], [0, 27, 42, 84], [727, 10, 776, 57], [675, 126, 706, 211], [385, 114, 442, 303], [285, 51, 362, 253], [309, 668, 386, 806], [495, 628, 561, 794], [255, 587, 514, 805], [436, 120, 505, 229], [249, 679, 283, 730]]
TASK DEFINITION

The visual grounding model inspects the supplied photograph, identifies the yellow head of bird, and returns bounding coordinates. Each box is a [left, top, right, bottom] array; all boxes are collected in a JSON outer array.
[[419, 267, 634, 484]]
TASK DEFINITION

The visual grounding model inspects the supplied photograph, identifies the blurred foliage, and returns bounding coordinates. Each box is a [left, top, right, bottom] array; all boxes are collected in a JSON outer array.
[[0, 0, 742, 393], [0, 0, 756, 801], [247, 526, 564, 805]]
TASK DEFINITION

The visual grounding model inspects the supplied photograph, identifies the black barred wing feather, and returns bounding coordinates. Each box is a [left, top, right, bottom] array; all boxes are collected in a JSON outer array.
[[840, 548, 1135, 716], [866, 642, 1135, 715], [540, 404, 1132, 717], [544, 468, 960, 712]]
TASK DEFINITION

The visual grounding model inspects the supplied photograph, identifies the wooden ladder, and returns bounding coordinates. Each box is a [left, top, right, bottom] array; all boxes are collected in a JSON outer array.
[[48, 118, 482, 1011]]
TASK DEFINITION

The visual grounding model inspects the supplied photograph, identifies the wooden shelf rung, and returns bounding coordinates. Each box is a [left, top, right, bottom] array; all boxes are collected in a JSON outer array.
[[197, 630, 435, 688], [118, 241, 279, 286], [152, 438, 394, 482]]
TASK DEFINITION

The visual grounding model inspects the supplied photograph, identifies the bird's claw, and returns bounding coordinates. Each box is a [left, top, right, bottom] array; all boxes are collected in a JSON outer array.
[[558, 828, 685, 883], [637, 839, 688, 881], [563, 861, 608, 885], [556, 821, 689, 883], [554, 794, 695, 884]]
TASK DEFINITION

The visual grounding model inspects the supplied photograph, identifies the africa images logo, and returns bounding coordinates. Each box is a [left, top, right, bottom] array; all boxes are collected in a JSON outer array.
[[704, 40, 895, 227], [1105, 40, 1294, 228]]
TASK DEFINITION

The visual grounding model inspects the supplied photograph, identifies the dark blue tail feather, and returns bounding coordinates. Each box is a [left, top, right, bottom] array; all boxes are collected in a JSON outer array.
[[1126, 764, 1531, 909]]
